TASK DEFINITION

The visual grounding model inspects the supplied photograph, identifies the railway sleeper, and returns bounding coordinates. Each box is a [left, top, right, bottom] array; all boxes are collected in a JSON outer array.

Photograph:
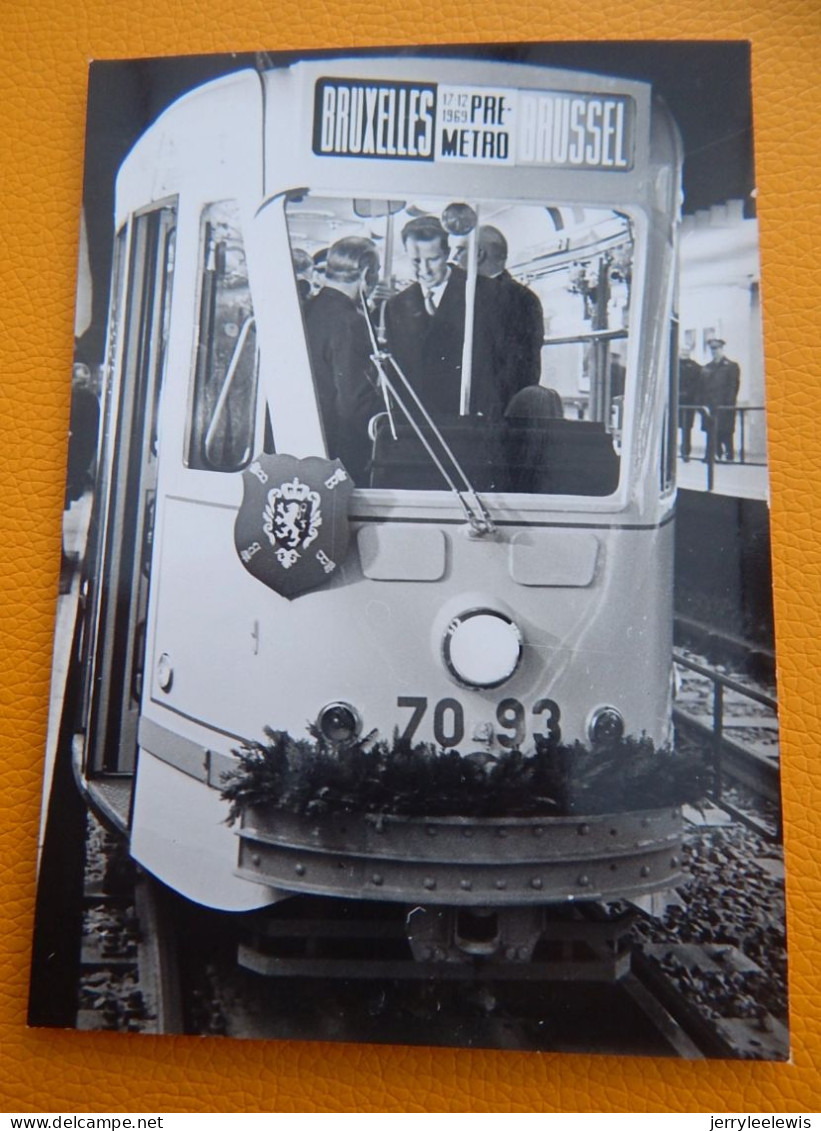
[[632, 945, 789, 1060]]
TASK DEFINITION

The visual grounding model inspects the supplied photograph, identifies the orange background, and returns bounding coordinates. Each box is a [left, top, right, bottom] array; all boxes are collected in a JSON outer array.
[[2, 0, 820, 1114]]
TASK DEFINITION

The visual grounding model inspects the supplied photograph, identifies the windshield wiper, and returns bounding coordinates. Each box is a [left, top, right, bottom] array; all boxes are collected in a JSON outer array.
[[360, 292, 495, 537]]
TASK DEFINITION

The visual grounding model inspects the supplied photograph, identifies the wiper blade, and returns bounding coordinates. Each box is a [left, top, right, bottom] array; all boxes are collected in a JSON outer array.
[[360, 291, 495, 537]]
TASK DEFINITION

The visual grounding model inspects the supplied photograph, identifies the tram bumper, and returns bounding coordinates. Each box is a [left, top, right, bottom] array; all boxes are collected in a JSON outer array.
[[235, 807, 684, 906]]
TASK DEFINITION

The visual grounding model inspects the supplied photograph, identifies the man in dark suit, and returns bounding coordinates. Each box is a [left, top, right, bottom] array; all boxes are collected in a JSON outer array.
[[291, 247, 313, 303], [477, 224, 544, 400], [303, 236, 382, 483], [384, 216, 505, 418], [678, 346, 702, 461], [701, 337, 741, 461]]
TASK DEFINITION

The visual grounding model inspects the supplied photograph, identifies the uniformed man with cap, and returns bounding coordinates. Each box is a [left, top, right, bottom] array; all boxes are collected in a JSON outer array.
[[701, 337, 741, 461]]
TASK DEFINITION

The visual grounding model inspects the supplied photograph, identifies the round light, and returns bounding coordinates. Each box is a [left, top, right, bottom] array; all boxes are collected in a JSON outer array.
[[443, 610, 522, 689], [441, 201, 478, 235], [588, 706, 625, 745], [317, 702, 361, 743]]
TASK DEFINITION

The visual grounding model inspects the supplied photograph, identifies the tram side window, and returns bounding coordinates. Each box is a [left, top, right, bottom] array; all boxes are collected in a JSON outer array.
[[187, 201, 259, 472]]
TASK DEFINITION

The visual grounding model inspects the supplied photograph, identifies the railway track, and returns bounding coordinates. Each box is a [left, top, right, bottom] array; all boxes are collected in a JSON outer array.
[[630, 814, 788, 1060], [672, 645, 781, 841], [674, 615, 775, 682], [170, 885, 786, 1058], [76, 817, 183, 1034]]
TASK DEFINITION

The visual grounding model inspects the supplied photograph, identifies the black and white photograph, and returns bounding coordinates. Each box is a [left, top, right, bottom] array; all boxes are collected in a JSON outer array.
[[29, 41, 786, 1058]]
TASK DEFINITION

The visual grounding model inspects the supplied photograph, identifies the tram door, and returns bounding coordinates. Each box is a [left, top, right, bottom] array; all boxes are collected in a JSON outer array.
[[85, 204, 176, 777]]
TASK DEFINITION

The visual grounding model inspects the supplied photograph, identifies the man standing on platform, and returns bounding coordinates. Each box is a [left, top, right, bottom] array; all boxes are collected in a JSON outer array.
[[701, 337, 741, 461], [678, 346, 702, 461]]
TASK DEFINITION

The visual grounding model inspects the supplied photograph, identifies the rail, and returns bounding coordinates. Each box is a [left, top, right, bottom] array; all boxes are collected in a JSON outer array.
[[678, 404, 766, 491], [673, 616, 775, 681], [672, 650, 781, 840]]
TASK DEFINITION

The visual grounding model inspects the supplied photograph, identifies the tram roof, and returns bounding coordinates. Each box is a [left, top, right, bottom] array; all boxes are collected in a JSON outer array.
[[115, 68, 264, 226]]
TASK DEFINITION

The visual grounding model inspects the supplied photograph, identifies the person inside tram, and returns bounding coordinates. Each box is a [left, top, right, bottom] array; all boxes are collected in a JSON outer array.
[[383, 215, 506, 419], [311, 247, 328, 295], [302, 236, 382, 485], [291, 247, 313, 303], [610, 350, 626, 399], [502, 383, 568, 493], [476, 224, 544, 400], [504, 384, 564, 421]]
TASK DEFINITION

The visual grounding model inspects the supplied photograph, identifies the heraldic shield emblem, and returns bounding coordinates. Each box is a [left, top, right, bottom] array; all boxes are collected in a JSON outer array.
[[234, 454, 355, 599]]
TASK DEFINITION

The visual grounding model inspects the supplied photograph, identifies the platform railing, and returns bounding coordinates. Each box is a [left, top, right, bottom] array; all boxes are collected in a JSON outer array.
[[672, 650, 781, 840], [678, 404, 767, 491]]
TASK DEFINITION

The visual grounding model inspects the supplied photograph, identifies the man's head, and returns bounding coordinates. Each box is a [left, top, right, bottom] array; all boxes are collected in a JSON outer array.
[[707, 337, 726, 361], [679, 346, 692, 361], [291, 248, 313, 282], [311, 247, 329, 293], [324, 237, 381, 297], [477, 225, 508, 278], [401, 216, 450, 290]]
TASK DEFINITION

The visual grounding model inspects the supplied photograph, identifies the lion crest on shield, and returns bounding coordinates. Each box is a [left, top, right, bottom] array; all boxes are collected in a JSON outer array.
[[262, 477, 322, 569]]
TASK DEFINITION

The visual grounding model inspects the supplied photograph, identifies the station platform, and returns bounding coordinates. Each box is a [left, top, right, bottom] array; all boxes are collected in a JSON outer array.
[[676, 449, 769, 503]]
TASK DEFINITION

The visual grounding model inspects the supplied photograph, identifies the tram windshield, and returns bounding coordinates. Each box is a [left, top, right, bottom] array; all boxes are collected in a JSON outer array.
[[286, 195, 635, 496]]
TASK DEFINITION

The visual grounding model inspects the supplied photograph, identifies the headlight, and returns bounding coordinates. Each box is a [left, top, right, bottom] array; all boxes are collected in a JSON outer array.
[[588, 706, 625, 745], [442, 609, 522, 689], [317, 702, 361, 743]]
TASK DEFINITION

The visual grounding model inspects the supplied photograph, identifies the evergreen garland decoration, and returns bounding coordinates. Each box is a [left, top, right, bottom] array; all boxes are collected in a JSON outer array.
[[220, 726, 707, 825]]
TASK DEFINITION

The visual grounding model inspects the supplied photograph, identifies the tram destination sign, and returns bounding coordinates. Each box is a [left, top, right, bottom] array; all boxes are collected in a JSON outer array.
[[314, 76, 635, 169]]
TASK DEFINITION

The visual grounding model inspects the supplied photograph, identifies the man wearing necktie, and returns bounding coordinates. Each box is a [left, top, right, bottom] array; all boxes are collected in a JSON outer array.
[[384, 215, 505, 419]]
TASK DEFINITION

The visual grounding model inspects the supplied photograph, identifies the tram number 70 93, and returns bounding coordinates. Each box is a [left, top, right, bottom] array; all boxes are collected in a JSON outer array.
[[397, 695, 562, 748]]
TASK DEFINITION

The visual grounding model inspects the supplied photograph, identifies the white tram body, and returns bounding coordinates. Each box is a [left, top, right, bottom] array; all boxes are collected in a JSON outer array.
[[81, 57, 683, 916]]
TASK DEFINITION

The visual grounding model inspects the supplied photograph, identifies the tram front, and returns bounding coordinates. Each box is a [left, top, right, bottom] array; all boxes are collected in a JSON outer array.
[[132, 56, 687, 914], [224, 58, 686, 905]]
